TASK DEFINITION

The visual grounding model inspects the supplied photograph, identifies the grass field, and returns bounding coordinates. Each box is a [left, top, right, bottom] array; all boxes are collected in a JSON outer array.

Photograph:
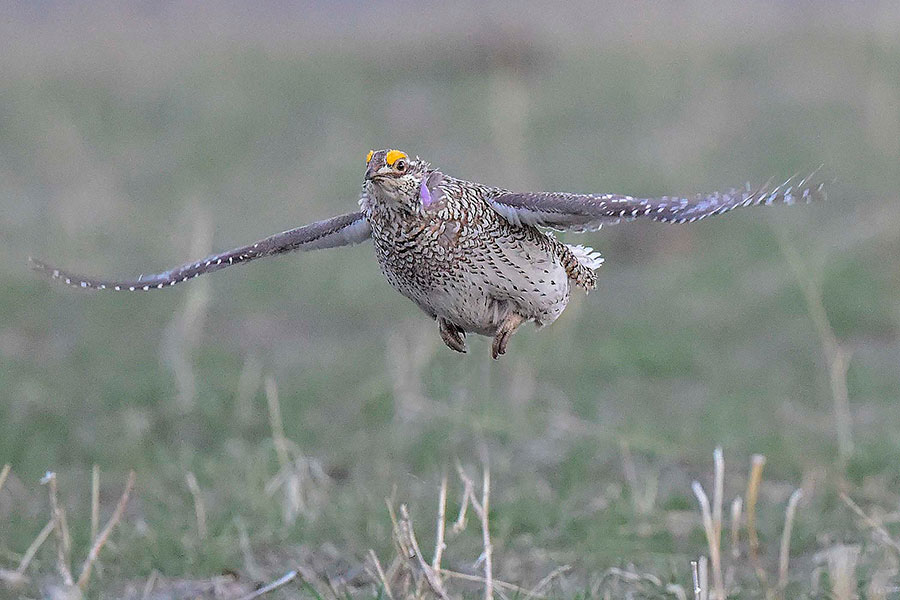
[[1, 2, 899, 598]]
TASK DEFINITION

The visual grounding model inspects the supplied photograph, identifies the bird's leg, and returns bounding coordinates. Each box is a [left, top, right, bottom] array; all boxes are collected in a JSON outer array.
[[491, 313, 526, 359], [438, 318, 467, 353]]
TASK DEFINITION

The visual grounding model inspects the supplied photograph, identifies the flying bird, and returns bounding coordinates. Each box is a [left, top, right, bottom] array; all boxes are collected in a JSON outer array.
[[31, 149, 825, 358]]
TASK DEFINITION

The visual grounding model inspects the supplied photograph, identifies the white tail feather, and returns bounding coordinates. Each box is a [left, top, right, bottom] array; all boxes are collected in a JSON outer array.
[[566, 244, 604, 270]]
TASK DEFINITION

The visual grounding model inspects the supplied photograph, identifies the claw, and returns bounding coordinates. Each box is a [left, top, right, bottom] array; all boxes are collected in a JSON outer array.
[[438, 318, 467, 353], [491, 313, 526, 360]]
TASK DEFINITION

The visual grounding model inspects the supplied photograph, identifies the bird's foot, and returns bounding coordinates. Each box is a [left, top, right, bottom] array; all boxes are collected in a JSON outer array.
[[438, 318, 467, 353], [491, 313, 526, 359]]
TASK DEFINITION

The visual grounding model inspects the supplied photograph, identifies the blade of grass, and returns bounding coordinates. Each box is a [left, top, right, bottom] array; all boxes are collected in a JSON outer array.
[[776, 489, 803, 599], [77, 470, 136, 590]]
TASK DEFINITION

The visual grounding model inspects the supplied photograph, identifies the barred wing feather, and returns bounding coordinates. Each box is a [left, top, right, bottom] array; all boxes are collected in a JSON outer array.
[[488, 172, 827, 232], [30, 211, 371, 292]]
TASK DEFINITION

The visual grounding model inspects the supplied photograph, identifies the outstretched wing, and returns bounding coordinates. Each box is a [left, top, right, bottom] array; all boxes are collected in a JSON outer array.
[[487, 172, 827, 232], [30, 211, 371, 292]]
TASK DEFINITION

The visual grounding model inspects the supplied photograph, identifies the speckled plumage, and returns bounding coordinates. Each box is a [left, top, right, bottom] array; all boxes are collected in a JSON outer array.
[[362, 159, 595, 345], [31, 149, 826, 358]]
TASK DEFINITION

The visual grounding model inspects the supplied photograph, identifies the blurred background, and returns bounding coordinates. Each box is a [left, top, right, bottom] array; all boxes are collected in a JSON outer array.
[[1, 1, 899, 596]]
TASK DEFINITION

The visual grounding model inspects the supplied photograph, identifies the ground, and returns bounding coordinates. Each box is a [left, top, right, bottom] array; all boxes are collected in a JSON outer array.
[[1, 2, 899, 598]]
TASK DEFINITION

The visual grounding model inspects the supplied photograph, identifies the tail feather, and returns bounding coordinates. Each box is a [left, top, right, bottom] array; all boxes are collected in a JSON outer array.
[[560, 243, 603, 291], [566, 244, 605, 270]]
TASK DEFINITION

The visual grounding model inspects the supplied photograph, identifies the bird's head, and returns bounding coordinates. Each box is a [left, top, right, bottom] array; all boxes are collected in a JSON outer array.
[[364, 149, 430, 210]]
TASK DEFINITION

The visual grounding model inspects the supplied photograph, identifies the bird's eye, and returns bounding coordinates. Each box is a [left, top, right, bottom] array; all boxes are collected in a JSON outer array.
[[395, 159, 407, 172]]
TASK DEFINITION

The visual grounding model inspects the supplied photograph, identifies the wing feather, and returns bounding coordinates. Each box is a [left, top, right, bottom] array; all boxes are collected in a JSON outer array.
[[488, 172, 827, 232], [30, 211, 371, 291]]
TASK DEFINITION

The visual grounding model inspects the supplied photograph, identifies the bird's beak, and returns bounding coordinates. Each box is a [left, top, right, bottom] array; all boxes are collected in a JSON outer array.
[[365, 162, 379, 181]]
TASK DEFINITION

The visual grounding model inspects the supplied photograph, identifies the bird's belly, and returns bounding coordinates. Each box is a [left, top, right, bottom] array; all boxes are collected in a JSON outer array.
[[473, 235, 572, 328], [376, 236, 571, 336], [376, 254, 495, 334]]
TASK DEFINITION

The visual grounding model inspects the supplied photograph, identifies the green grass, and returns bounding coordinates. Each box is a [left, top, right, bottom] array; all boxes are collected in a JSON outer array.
[[1, 2, 899, 598]]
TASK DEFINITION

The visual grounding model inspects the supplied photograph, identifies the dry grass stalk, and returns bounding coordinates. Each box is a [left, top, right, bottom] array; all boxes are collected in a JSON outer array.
[[0, 464, 10, 496], [436, 568, 535, 597], [76, 470, 136, 590], [691, 478, 724, 598], [600, 567, 663, 589], [385, 499, 406, 557], [666, 582, 688, 600], [0, 568, 29, 588], [265, 376, 291, 472], [698, 556, 709, 600], [690, 485, 717, 598], [41, 472, 74, 586], [184, 472, 208, 540], [824, 545, 860, 600], [376, 463, 527, 600], [383, 555, 404, 597], [367, 549, 395, 600], [866, 562, 896, 600], [397, 503, 451, 600], [524, 565, 571, 600], [730, 498, 742, 560], [451, 461, 474, 534], [16, 519, 55, 576], [456, 461, 493, 600], [691, 560, 701, 600], [3, 475, 138, 593], [236, 570, 297, 600], [713, 448, 724, 532], [779, 237, 854, 463], [264, 375, 309, 525], [91, 465, 100, 543], [840, 493, 900, 556], [235, 517, 265, 582], [776, 489, 803, 599], [432, 474, 448, 578], [745, 454, 769, 587], [479, 465, 493, 600], [383, 498, 422, 598]]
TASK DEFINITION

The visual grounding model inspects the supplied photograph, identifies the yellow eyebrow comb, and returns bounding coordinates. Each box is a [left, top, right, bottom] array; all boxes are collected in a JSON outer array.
[[385, 150, 407, 166]]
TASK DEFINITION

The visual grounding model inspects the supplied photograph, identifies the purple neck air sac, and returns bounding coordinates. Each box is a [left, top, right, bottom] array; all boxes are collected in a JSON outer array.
[[420, 177, 433, 206], [420, 170, 443, 208]]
